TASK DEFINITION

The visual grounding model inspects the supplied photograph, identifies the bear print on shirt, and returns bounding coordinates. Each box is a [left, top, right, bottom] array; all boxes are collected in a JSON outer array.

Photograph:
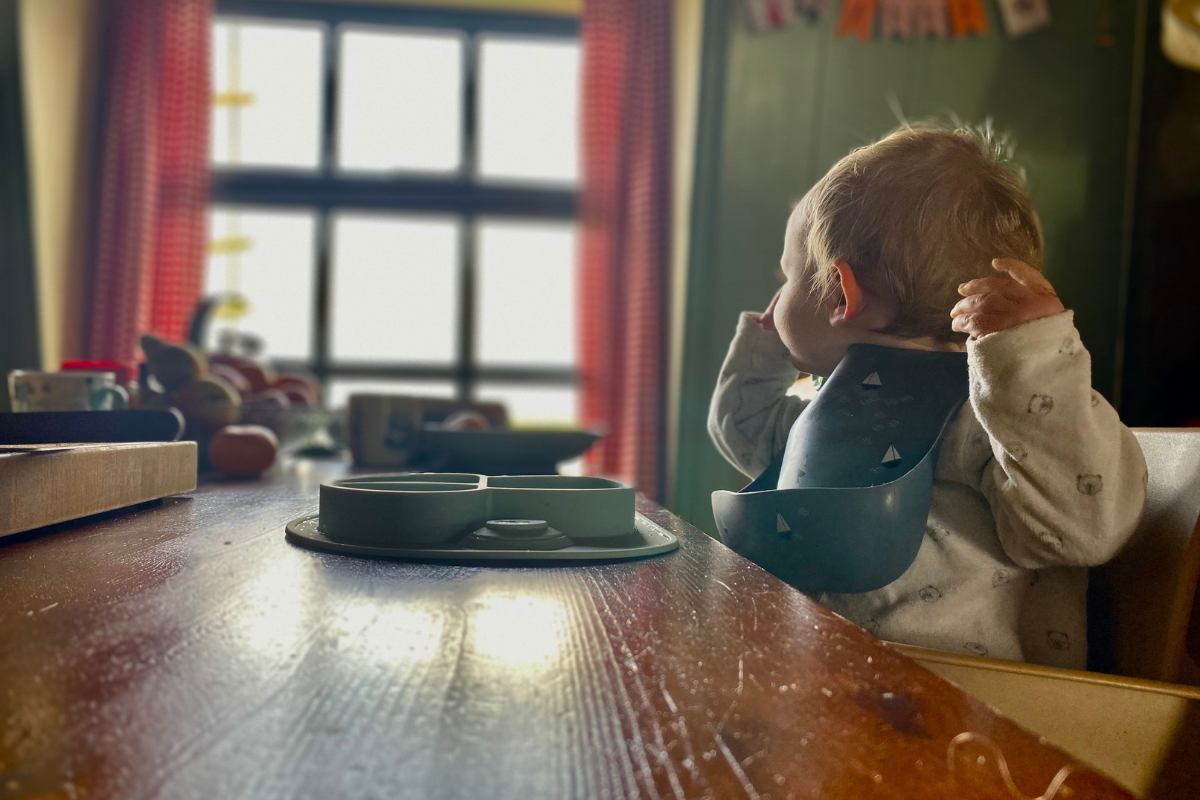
[[918, 586, 943, 603], [1028, 394, 1054, 415]]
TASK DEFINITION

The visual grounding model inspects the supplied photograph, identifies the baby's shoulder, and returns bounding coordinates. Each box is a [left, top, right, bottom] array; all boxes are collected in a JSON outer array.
[[935, 401, 993, 485]]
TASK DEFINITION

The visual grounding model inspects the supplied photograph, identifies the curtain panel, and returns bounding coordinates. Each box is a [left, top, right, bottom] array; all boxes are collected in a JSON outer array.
[[578, 0, 673, 499], [87, 0, 212, 361]]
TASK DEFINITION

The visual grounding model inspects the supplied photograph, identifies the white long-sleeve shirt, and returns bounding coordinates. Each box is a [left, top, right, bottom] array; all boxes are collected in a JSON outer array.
[[708, 311, 1147, 668]]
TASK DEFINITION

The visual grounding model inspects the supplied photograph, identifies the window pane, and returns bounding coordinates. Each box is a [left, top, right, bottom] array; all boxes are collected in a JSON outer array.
[[211, 21, 323, 169], [477, 219, 576, 366], [475, 383, 577, 428], [206, 207, 316, 360], [338, 28, 462, 173], [330, 214, 460, 363], [326, 379, 455, 410], [478, 36, 579, 184]]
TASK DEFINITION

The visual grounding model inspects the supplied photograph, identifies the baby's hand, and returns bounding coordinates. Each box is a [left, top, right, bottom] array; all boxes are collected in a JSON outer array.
[[951, 258, 1065, 339], [755, 290, 781, 332]]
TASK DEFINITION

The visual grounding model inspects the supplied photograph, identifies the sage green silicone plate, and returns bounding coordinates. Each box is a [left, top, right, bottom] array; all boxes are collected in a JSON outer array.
[[284, 473, 679, 562]]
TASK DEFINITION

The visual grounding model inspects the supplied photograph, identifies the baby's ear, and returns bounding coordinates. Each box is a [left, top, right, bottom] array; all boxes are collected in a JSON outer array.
[[828, 259, 864, 326]]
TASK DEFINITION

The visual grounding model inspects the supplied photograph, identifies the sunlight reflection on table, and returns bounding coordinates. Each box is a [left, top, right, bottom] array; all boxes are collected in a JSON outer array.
[[237, 558, 311, 655], [469, 594, 565, 668], [333, 597, 442, 664]]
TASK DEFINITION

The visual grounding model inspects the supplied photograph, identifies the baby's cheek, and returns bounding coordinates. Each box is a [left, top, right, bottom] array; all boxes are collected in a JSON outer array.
[[777, 282, 811, 327], [774, 309, 805, 359], [772, 286, 794, 333]]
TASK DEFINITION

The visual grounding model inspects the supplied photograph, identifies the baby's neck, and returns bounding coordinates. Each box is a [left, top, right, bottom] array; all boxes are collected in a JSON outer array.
[[852, 329, 966, 354]]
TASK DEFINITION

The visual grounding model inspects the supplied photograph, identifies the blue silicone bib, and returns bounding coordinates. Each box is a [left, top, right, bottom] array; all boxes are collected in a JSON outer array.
[[712, 344, 968, 593]]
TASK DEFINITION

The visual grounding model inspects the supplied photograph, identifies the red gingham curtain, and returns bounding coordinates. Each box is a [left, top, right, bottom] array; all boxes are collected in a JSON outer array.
[[88, 0, 212, 361], [578, 0, 673, 499]]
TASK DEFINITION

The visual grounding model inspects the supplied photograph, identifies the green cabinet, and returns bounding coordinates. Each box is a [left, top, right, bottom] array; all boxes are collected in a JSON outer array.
[[673, 0, 1147, 534]]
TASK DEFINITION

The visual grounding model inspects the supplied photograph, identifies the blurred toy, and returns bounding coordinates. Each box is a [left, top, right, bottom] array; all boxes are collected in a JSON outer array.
[[141, 334, 206, 392], [172, 375, 241, 432], [140, 333, 321, 478]]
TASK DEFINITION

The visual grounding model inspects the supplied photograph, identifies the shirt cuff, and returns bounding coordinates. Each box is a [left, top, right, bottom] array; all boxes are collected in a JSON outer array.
[[967, 310, 1078, 366]]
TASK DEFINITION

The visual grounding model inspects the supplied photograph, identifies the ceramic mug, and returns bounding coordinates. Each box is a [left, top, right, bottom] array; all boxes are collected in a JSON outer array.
[[8, 370, 129, 412]]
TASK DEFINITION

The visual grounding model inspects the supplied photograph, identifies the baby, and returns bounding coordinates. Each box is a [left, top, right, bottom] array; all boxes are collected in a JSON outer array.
[[708, 124, 1146, 669]]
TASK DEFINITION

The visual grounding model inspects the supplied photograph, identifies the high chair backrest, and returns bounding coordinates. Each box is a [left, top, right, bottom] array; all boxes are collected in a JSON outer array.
[[1097, 429, 1200, 685]]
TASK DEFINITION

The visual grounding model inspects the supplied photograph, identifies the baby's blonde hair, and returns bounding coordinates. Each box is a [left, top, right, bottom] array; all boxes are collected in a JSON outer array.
[[791, 122, 1043, 342]]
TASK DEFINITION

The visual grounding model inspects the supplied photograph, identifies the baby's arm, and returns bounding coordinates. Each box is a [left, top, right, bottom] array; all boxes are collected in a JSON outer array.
[[957, 261, 1146, 567], [708, 312, 808, 478]]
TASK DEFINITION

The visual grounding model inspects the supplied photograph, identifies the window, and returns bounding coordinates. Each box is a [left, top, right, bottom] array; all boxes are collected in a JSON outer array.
[[207, 1, 580, 426]]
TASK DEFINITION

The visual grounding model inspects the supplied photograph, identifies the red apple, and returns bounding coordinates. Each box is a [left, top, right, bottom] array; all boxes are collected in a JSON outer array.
[[208, 425, 279, 478]]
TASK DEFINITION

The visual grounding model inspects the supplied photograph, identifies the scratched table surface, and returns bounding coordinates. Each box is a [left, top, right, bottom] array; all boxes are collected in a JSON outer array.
[[0, 458, 1132, 800]]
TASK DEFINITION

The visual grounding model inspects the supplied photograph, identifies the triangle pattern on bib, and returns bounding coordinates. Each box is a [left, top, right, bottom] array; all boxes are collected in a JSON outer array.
[[882, 444, 902, 467]]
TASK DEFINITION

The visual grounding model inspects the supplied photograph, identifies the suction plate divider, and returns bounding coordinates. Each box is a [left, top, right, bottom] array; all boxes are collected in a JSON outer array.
[[285, 473, 679, 562]]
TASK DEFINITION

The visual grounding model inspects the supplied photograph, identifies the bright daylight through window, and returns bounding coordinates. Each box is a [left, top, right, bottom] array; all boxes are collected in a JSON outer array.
[[206, 3, 580, 426]]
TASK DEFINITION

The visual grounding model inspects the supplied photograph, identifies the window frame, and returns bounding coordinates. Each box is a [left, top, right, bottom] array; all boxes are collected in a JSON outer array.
[[211, 0, 580, 401]]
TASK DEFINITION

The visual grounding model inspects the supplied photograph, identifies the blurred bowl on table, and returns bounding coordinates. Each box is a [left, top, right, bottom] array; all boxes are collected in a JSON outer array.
[[417, 427, 600, 475]]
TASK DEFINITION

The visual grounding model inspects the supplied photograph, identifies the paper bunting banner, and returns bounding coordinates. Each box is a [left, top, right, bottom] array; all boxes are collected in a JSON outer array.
[[879, 0, 912, 38], [744, 0, 1029, 42], [746, 0, 840, 32], [879, 0, 949, 39], [947, 0, 989, 38], [745, 0, 796, 32], [996, 0, 1051, 38], [837, 0, 880, 40], [911, 0, 951, 37]]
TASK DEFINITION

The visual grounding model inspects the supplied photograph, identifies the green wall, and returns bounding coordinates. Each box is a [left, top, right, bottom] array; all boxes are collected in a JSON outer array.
[[0, 0, 41, 403], [672, 0, 1147, 534]]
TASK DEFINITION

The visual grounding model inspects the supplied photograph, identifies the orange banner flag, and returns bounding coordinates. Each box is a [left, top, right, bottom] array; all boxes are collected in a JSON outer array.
[[947, 0, 988, 38], [837, 0, 879, 41]]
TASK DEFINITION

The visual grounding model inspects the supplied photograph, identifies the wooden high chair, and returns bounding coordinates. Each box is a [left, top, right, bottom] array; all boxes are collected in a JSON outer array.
[[1093, 428, 1200, 686], [888, 429, 1200, 796]]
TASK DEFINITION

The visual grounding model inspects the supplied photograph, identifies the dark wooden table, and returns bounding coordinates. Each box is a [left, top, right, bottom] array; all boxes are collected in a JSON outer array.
[[0, 459, 1133, 799]]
